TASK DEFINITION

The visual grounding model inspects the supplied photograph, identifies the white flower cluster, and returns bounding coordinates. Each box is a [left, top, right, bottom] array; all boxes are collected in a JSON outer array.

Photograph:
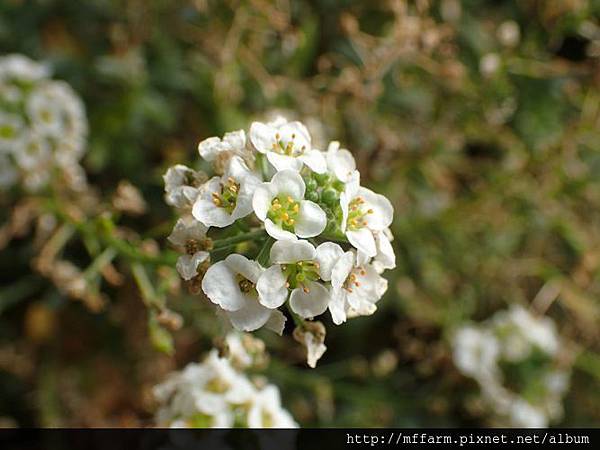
[[452, 305, 572, 428], [164, 117, 396, 366], [153, 333, 298, 428], [0, 54, 88, 191]]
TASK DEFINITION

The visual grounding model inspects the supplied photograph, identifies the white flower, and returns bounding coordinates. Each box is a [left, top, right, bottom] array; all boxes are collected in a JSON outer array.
[[154, 352, 256, 428], [326, 141, 356, 182], [198, 129, 250, 166], [192, 156, 261, 227], [256, 240, 330, 319], [202, 254, 280, 332], [249, 118, 326, 173], [247, 385, 298, 428], [253, 170, 326, 240], [0, 112, 24, 153], [452, 325, 500, 382], [168, 216, 210, 281], [325, 249, 388, 324], [509, 398, 548, 428], [14, 132, 51, 169], [341, 172, 394, 258], [163, 164, 206, 210], [0, 154, 18, 188], [0, 54, 49, 82]]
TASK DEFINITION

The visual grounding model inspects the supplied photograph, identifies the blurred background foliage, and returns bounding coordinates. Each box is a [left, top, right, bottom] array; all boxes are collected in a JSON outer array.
[[1, 0, 600, 427]]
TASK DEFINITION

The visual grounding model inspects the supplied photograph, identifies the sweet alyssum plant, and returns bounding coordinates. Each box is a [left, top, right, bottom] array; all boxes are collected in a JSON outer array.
[[452, 305, 573, 427], [153, 332, 298, 428], [164, 117, 395, 367]]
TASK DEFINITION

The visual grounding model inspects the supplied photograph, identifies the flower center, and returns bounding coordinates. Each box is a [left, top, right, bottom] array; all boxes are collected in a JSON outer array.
[[267, 195, 300, 231], [211, 177, 240, 214], [237, 274, 258, 297], [347, 196, 373, 231], [205, 377, 230, 394], [343, 267, 366, 293], [0, 124, 16, 139], [271, 132, 306, 157], [187, 412, 214, 427], [282, 260, 320, 293]]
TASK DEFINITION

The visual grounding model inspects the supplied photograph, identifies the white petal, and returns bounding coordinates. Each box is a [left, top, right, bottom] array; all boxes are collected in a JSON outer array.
[[328, 290, 347, 325], [344, 171, 361, 199], [340, 191, 349, 232], [266, 152, 304, 172], [315, 242, 345, 281], [347, 228, 377, 257], [374, 230, 396, 271], [226, 301, 272, 332], [176, 252, 209, 281], [192, 198, 234, 227], [270, 240, 316, 264], [264, 219, 298, 241], [299, 150, 327, 174], [252, 183, 276, 220], [281, 121, 311, 148], [249, 122, 274, 154], [256, 265, 289, 309], [295, 200, 326, 238], [201, 261, 247, 311], [304, 332, 327, 369], [331, 251, 355, 290], [224, 254, 263, 283], [359, 187, 394, 230], [198, 136, 223, 161], [327, 143, 356, 182], [264, 310, 287, 335], [289, 282, 330, 319], [270, 170, 305, 199], [222, 129, 246, 150]]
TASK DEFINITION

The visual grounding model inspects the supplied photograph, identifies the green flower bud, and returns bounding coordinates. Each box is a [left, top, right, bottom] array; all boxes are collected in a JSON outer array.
[[314, 172, 330, 186], [304, 176, 318, 192], [306, 190, 319, 203], [321, 188, 339, 206], [332, 179, 345, 192]]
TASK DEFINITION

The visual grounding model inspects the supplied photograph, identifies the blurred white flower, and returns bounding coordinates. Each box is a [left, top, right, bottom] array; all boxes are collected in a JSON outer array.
[[154, 347, 297, 428], [0, 54, 49, 82], [453, 305, 571, 428], [253, 170, 326, 240], [452, 326, 500, 382], [250, 117, 326, 173], [247, 385, 298, 428]]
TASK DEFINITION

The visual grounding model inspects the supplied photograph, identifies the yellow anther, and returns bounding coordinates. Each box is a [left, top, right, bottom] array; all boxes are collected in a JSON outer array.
[[287, 218, 295, 226], [367, 209, 374, 214], [360, 269, 366, 276], [272, 203, 281, 210], [287, 196, 293, 203], [282, 212, 289, 221], [293, 204, 299, 213]]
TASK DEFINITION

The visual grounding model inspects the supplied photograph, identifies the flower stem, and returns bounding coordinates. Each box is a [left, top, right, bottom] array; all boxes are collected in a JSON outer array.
[[212, 229, 267, 249]]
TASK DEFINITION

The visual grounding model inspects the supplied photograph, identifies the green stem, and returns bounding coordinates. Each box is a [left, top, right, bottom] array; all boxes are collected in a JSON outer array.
[[131, 262, 164, 311], [212, 229, 267, 249]]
